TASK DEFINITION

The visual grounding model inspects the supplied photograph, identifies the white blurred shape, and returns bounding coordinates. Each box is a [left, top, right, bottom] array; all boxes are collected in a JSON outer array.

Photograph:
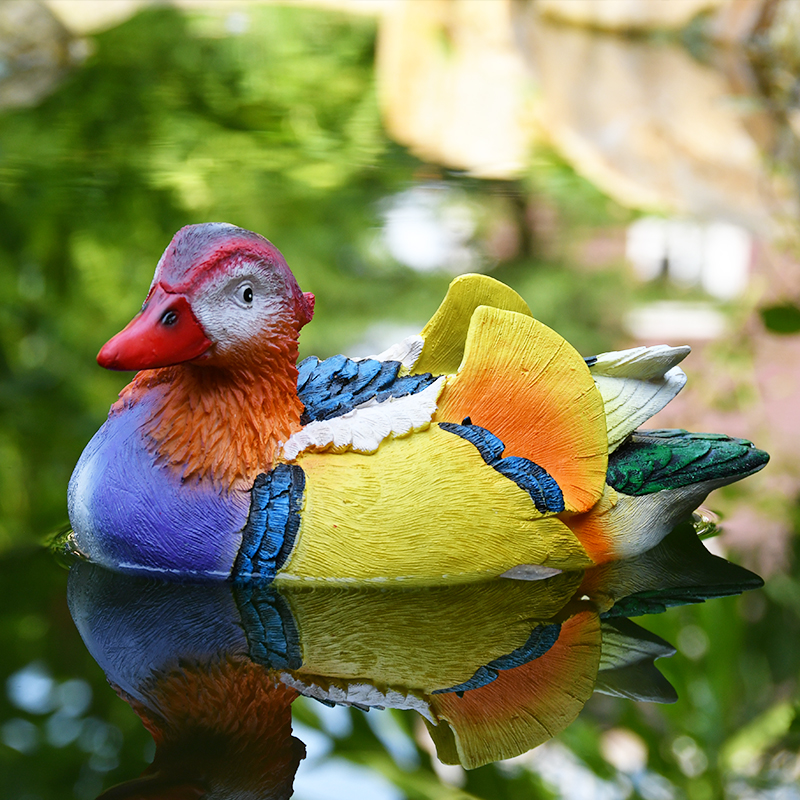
[[637, 772, 677, 800], [1, 718, 39, 754], [677, 625, 710, 661], [626, 217, 667, 280], [293, 758, 404, 800], [225, 11, 249, 35], [46, 711, 83, 747], [382, 184, 479, 273], [89, 751, 120, 772], [501, 741, 628, 800], [626, 216, 752, 300], [672, 735, 709, 778], [600, 727, 648, 773], [7, 662, 54, 714], [77, 717, 120, 756], [702, 221, 752, 300], [366, 710, 419, 770], [301, 699, 353, 739], [56, 678, 92, 718], [625, 301, 727, 340], [666, 219, 704, 286]]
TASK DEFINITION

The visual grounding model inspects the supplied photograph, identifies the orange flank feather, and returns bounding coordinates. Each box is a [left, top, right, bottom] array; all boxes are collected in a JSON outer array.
[[426, 608, 602, 768], [435, 307, 608, 513], [115, 322, 304, 489], [562, 485, 620, 563]]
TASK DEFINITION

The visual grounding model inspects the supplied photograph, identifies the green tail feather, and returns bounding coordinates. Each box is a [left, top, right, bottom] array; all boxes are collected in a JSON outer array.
[[607, 429, 769, 496]]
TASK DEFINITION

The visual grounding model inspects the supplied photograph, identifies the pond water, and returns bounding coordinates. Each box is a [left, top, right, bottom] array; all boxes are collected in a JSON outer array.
[[0, 520, 769, 799], [1, 2, 800, 798]]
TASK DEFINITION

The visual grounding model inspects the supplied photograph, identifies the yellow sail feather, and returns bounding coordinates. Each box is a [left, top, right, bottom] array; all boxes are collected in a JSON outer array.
[[414, 273, 533, 375], [436, 306, 608, 513]]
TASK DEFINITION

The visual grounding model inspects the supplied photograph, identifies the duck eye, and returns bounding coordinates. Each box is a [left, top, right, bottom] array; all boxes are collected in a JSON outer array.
[[161, 310, 178, 326], [234, 283, 254, 306]]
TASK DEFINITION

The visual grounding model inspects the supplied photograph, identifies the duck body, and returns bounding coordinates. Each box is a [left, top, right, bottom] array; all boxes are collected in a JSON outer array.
[[68, 346, 592, 583], [67, 223, 769, 583]]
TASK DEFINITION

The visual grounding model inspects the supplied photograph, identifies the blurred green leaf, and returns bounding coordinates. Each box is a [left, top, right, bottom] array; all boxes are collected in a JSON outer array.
[[760, 303, 800, 334]]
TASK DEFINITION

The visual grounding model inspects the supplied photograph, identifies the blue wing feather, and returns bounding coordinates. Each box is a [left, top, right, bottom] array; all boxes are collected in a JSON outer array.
[[439, 420, 566, 513], [298, 355, 440, 424]]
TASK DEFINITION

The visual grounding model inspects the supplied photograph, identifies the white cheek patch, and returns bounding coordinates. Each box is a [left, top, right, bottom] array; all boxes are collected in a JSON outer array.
[[192, 285, 284, 352], [281, 376, 446, 461]]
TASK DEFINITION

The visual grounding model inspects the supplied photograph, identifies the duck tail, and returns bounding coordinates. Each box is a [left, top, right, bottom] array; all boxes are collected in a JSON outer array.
[[566, 429, 769, 562]]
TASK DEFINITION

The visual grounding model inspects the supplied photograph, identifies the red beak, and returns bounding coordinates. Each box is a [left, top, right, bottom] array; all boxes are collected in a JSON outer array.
[[97, 284, 212, 371]]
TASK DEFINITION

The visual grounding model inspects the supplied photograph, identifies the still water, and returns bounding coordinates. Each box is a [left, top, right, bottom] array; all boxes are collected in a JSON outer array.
[[0, 519, 765, 799]]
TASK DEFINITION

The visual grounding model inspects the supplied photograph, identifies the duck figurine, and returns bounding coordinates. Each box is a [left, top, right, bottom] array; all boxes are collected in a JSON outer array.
[[67, 223, 769, 582]]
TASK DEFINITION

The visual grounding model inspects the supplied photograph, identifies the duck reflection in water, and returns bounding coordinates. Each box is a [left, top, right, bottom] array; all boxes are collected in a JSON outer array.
[[68, 521, 762, 797]]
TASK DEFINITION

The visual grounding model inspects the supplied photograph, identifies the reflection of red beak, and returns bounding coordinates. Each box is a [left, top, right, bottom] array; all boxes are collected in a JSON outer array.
[[97, 284, 212, 371]]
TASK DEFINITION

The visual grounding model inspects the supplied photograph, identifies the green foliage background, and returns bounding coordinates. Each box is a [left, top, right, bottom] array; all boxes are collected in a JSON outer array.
[[0, 5, 797, 800]]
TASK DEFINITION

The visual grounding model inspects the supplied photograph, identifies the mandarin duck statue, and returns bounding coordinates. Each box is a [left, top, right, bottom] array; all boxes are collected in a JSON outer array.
[[67, 223, 769, 582]]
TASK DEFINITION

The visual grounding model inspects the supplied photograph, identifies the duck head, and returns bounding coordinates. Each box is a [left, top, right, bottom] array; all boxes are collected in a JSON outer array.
[[97, 223, 315, 371]]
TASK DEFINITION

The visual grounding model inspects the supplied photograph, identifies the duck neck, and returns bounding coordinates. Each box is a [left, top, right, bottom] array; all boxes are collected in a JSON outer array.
[[116, 329, 304, 490]]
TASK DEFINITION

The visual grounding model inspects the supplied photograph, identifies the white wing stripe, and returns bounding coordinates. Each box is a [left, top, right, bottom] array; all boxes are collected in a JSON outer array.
[[281, 376, 445, 460]]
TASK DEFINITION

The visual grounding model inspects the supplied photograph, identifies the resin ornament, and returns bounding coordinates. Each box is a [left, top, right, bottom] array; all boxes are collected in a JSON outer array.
[[67, 223, 769, 582]]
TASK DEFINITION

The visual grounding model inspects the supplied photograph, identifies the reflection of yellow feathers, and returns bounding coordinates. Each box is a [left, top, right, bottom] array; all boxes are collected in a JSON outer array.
[[284, 575, 584, 690], [427, 608, 601, 769], [277, 579, 604, 770]]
